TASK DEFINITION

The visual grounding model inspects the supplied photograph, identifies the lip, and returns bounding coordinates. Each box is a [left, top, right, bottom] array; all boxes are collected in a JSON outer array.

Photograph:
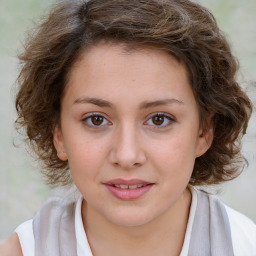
[[104, 178, 152, 186], [103, 179, 155, 200]]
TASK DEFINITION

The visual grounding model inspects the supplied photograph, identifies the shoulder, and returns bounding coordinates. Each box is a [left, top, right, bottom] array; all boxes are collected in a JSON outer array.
[[0, 233, 23, 256], [15, 219, 34, 255], [224, 205, 256, 255], [225, 204, 256, 235], [193, 187, 256, 254]]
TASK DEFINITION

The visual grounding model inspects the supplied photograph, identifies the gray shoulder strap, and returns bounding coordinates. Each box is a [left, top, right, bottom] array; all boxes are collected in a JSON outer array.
[[33, 198, 77, 256], [33, 192, 233, 255], [189, 190, 234, 255]]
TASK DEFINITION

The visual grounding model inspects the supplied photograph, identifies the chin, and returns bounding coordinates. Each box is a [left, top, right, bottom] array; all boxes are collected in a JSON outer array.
[[104, 208, 156, 227]]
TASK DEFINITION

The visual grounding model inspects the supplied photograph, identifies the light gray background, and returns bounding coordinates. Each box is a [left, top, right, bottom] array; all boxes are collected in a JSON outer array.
[[0, 0, 255, 238]]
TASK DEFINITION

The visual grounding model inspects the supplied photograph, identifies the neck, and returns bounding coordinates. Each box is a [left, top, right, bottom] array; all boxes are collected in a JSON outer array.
[[82, 188, 192, 256]]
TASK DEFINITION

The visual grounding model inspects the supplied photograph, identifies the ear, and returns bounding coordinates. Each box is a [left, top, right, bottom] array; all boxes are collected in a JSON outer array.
[[195, 113, 214, 158], [53, 125, 68, 161]]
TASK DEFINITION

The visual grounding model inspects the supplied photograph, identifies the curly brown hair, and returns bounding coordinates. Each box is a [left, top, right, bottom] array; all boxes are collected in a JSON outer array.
[[15, 0, 252, 187]]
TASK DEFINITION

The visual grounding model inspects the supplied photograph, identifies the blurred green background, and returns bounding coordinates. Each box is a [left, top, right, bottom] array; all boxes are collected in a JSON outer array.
[[0, 0, 255, 238]]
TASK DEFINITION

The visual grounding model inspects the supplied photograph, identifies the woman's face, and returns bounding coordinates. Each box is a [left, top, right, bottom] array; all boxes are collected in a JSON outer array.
[[54, 42, 212, 227]]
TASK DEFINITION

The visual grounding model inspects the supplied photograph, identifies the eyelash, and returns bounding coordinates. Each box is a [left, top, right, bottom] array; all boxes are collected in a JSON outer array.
[[144, 112, 175, 129], [81, 112, 175, 129], [81, 112, 112, 128]]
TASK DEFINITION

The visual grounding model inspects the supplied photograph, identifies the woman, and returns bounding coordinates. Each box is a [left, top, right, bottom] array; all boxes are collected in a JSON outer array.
[[1, 0, 255, 255]]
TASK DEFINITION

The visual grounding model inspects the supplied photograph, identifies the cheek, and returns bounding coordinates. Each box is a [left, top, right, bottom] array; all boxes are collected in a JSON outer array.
[[65, 138, 107, 180], [67, 140, 107, 199], [149, 132, 198, 177]]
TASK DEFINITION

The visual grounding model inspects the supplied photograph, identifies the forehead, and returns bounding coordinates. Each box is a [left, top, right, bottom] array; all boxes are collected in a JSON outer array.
[[64, 42, 195, 108], [68, 42, 188, 81]]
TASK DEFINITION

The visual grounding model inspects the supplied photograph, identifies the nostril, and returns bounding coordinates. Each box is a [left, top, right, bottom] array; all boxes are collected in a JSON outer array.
[[108, 142, 147, 168]]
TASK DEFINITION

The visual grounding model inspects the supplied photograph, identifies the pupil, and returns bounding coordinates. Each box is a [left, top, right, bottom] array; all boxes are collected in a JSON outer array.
[[92, 116, 103, 125], [153, 115, 164, 125]]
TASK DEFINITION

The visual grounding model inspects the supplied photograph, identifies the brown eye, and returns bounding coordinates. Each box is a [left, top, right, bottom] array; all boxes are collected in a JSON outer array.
[[152, 115, 165, 126], [145, 113, 174, 128], [82, 114, 110, 127], [91, 116, 104, 126]]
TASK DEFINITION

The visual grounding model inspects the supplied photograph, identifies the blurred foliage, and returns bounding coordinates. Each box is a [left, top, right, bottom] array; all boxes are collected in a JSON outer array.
[[199, 0, 256, 80], [0, 0, 55, 55]]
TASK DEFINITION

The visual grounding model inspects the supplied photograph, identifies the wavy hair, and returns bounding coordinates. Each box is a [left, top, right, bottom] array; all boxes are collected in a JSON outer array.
[[16, 0, 252, 186]]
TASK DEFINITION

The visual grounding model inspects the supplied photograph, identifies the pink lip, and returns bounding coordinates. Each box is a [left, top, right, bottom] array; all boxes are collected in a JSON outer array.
[[104, 178, 152, 186], [103, 179, 154, 200]]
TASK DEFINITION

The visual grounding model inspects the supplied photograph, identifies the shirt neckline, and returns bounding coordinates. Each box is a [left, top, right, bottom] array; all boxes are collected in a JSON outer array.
[[75, 185, 198, 256]]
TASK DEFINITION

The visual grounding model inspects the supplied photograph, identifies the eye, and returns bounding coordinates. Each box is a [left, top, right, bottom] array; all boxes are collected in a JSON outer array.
[[82, 113, 111, 127], [145, 113, 175, 128]]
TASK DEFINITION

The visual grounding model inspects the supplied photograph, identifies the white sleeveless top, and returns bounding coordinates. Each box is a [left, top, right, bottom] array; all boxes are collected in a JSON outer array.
[[15, 186, 256, 256]]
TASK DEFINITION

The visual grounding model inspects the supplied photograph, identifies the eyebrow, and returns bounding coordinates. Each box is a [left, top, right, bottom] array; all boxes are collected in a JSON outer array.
[[73, 97, 113, 108], [139, 98, 184, 109], [73, 97, 183, 108]]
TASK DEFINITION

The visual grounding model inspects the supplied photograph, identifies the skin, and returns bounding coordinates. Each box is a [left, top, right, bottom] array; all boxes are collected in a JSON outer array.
[[0, 233, 23, 256], [53, 42, 213, 256], [1, 42, 213, 255]]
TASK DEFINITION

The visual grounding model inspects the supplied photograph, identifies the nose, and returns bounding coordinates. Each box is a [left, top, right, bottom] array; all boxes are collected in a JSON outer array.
[[109, 124, 146, 169]]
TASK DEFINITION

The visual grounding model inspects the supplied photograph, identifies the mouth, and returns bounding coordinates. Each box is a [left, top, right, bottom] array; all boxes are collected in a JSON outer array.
[[111, 184, 147, 189], [103, 179, 155, 200]]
